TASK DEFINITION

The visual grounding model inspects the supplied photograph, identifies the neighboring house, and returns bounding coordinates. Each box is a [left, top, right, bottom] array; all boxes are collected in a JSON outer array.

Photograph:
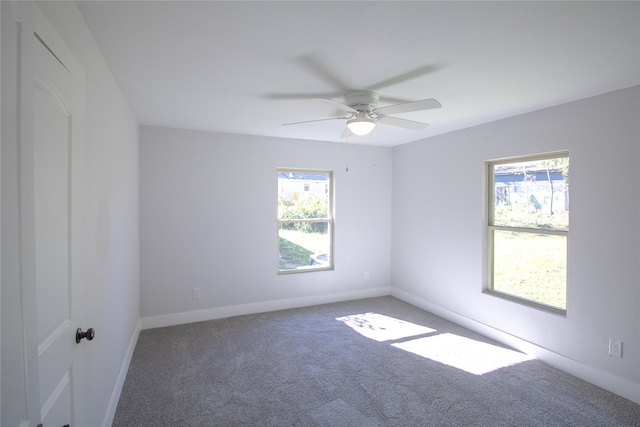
[[278, 171, 329, 202], [494, 165, 568, 213]]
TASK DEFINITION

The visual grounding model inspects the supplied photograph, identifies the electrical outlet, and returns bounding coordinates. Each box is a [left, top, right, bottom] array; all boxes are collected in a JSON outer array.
[[608, 339, 622, 358], [363, 272, 370, 280], [192, 287, 201, 299]]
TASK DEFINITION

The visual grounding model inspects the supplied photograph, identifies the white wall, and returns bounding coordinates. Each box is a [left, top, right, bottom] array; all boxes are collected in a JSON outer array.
[[1, 2, 139, 426], [392, 86, 640, 401], [140, 126, 391, 322]]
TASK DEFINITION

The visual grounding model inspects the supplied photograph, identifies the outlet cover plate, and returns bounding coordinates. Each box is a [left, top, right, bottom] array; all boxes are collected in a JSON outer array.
[[608, 339, 622, 358]]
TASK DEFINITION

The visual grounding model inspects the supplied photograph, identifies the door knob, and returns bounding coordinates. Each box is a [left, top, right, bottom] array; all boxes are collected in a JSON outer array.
[[76, 327, 95, 343]]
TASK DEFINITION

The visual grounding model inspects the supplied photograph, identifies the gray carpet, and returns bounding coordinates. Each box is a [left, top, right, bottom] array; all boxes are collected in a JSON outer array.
[[113, 297, 640, 426]]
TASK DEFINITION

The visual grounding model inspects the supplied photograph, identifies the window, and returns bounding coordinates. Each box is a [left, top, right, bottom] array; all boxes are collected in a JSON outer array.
[[488, 153, 569, 312], [277, 169, 333, 273]]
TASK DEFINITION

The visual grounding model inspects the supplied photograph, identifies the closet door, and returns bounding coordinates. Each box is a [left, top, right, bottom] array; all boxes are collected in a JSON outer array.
[[32, 8, 86, 427]]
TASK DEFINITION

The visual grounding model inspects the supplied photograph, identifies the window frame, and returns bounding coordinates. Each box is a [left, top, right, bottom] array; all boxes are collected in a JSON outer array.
[[277, 168, 334, 274], [486, 151, 569, 314]]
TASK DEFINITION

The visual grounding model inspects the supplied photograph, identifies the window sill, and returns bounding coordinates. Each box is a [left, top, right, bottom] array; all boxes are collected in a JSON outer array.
[[483, 289, 567, 316]]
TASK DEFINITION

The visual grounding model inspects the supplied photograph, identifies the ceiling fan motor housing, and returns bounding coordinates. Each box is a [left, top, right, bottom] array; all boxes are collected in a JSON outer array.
[[344, 90, 379, 113]]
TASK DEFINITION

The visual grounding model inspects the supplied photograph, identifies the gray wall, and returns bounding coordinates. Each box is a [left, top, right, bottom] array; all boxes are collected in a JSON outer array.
[[140, 126, 392, 319], [392, 86, 639, 395]]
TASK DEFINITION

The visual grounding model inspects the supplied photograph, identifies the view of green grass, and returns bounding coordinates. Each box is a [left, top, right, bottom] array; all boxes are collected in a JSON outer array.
[[278, 229, 330, 270], [492, 230, 567, 309]]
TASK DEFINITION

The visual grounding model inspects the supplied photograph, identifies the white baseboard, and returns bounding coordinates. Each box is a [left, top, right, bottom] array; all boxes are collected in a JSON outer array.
[[102, 319, 142, 427], [391, 288, 640, 405], [140, 287, 393, 330]]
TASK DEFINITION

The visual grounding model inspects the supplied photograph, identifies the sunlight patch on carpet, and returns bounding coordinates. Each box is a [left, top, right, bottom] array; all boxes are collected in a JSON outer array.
[[392, 333, 535, 375], [336, 312, 436, 342]]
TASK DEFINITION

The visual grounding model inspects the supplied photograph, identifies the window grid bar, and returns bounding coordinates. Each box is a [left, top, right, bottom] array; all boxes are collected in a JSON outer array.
[[488, 225, 568, 237], [278, 218, 331, 224]]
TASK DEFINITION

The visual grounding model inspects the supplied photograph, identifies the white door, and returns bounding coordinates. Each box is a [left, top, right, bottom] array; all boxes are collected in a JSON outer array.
[[32, 9, 86, 427]]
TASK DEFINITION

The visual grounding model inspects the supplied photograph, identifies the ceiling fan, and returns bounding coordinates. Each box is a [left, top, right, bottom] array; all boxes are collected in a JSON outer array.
[[272, 56, 443, 137], [282, 90, 441, 137]]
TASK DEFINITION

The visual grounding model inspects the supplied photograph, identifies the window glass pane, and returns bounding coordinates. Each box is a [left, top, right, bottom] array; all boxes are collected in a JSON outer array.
[[278, 222, 331, 271], [492, 229, 567, 310], [278, 171, 330, 220], [493, 157, 569, 231]]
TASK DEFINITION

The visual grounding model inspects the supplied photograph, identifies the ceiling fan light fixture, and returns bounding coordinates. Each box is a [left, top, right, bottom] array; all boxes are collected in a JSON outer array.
[[347, 112, 376, 136]]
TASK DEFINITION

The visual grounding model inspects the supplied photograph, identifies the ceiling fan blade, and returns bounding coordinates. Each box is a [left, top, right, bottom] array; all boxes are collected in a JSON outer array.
[[377, 115, 429, 131], [282, 117, 348, 126], [317, 98, 358, 114], [297, 55, 350, 91], [376, 98, 441, 115], [264, 91, 343, 100], [366, 63, 442, 91], [378, 95, 412, 105]]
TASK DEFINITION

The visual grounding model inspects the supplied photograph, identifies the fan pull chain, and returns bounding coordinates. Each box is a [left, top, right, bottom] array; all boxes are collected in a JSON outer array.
[[345, 136, 350, 172], [372, 127, 377, 169]]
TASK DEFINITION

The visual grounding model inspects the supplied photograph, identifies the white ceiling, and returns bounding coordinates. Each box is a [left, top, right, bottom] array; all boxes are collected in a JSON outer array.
[[76, 1, 640, 147]]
